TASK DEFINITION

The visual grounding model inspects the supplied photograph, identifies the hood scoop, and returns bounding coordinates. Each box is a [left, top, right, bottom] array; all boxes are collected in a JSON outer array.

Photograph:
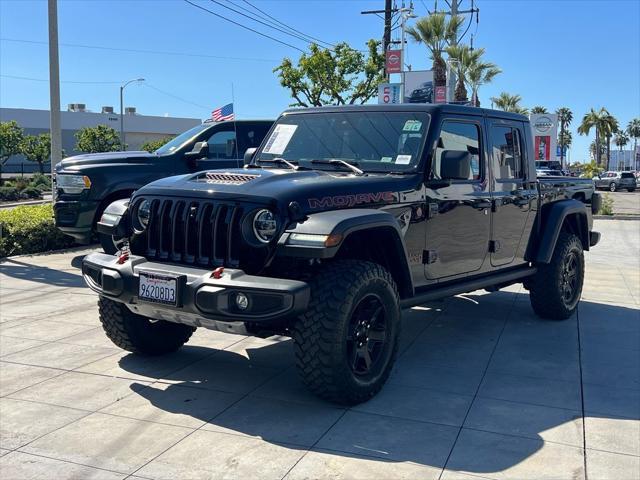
[[193, 171, 260, 185]]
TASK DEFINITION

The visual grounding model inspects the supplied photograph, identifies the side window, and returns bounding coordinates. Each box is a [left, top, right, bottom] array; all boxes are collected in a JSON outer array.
[[491, 126, 523, 180], [432, 121, 482, 181], [206, 130, 236, 159], [237, 123, 271, 154]]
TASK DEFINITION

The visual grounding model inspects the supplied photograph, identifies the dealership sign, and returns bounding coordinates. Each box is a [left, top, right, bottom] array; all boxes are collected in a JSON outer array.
[[530, 113, 558, 162], [378, 83, 402, 104], [385, 50, 403, 74], [434, 85, 446, 103]]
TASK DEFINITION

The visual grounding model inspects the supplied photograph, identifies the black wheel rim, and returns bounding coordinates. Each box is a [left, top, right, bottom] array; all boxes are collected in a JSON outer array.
[[561, 251, 580, 305], [346, 294, 388, 376]]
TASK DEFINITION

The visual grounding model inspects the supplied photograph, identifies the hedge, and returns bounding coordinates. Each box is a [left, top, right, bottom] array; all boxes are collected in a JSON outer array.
[[0, 204, 75, 257]]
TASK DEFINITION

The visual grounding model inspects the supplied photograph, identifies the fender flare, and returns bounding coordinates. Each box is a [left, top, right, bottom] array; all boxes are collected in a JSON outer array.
[[535, 199, 589, 264], [278, 208, 414, 297], [95, 198, 130, 237]]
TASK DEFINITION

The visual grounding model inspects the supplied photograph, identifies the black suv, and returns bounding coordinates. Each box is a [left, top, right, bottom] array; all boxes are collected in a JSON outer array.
[[54, 119, 273, 252], [83, 104, 600, 405]]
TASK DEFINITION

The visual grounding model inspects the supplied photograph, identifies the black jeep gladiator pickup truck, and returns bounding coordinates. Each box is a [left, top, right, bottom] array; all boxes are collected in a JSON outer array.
[[54, 119, 272, 253], [82, 104, 601, 405]]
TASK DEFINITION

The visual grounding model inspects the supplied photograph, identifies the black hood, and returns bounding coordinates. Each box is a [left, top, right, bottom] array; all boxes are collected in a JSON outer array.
[[135, 168, 422, 215], [56, 151, 156, 172]]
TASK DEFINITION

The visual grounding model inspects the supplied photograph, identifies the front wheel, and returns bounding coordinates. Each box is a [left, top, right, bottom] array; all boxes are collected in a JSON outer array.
[[292, 260, 400, 405], [529, 232, 584, 320], [98, 232, 127, 255], [609, 182, 617, 192], [628, 188, 636, 193]]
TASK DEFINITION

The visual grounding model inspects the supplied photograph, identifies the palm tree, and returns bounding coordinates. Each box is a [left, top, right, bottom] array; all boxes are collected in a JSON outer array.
[[406, 13, 464, 89], [444, 45, 478, 102], [627, 118, 640, 168], [602, 112, 619, 170], [558, 130, 572, 159], [556, 107, 573, 168], [531, 106, 548, 114], [465, 62, 501, 107], [491, 92, 528, 114], [578, 108, 611, 167], [614, 131, 629, 151]]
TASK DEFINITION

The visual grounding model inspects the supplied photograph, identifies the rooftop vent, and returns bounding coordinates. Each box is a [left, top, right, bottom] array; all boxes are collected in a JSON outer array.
[[68, 103, 86, 112], [101, 106, 114, 114], [125, 107, 137, 115]]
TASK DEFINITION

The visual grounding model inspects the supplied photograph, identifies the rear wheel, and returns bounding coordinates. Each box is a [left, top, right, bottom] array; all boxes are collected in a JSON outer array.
[[292, 260, 400, 405], [98, 296, 195, 354], [529, 232, 584, 320], [609, 182, 617, 192]]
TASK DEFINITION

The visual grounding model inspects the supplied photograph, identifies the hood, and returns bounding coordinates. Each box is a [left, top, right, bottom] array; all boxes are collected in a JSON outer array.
[[136, 168, 422, 215], [56, 151, 156, 172]]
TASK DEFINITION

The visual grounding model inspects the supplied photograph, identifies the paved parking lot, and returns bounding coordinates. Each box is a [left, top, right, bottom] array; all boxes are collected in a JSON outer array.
[[0, 219, 638, 480], [607, 190, 640, 216]]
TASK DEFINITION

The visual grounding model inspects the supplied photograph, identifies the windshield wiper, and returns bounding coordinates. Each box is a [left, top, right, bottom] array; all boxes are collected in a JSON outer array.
[[257, 157, 300, 170], [311, 159, 364, 176]]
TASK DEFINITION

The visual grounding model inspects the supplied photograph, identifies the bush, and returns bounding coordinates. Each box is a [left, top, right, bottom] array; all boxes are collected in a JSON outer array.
[[0, 204, 75, 257], [0, 186, 19, 201], [20, 186, 43, 199], [598, 193, 614, 215], [31, 173, 52, 189]]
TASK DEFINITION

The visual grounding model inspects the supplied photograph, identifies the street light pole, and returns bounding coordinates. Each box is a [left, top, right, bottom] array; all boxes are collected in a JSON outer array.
[[119, 78, 144, 151], [47, 0, 62, 196]]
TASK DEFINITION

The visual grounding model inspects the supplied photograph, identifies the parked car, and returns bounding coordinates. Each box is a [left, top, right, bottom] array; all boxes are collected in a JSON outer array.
[[593, 171, 636, 192], [407, 81, 433, 103], [83, 104, 600, 405], [54, 119, 273, 253], [536, 168, 564, 176]]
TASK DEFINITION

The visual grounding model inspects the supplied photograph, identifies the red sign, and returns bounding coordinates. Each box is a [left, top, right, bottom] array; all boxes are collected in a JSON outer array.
[[535, 136, 551, 160], [435, 85, 446, 103], [385, 50, 402, 74]]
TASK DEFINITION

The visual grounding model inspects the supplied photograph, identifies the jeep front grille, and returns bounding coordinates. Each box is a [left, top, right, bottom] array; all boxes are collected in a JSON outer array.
[[142, 199, 245, 268]]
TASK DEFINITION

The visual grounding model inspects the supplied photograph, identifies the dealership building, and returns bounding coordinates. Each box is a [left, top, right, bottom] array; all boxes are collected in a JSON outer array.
[[0, 106, 201, 173]]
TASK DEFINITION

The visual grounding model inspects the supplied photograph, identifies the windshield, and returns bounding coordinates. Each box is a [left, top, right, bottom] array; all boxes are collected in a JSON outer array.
[[257, 111, 430, 172], [155, 123, 210, 155]]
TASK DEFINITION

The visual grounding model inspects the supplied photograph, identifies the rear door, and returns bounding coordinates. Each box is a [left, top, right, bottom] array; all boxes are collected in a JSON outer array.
[[489, 120, 535, 266]]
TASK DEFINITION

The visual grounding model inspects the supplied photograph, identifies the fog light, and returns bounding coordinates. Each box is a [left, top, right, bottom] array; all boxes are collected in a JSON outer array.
[[235, 292, 249, 310]]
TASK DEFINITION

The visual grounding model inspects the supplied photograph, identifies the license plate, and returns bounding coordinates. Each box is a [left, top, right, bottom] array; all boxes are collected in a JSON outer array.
[[138, 272, 178, 306]]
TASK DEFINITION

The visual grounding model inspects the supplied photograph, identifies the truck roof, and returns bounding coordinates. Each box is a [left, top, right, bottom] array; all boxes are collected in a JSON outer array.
[[282, 103, 529, 122]]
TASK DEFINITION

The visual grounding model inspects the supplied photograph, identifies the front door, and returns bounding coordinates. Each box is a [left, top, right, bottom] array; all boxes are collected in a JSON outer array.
[[489, 121, 534, 266], [424, 118, 492, 280], [195, 125, 243, 170]]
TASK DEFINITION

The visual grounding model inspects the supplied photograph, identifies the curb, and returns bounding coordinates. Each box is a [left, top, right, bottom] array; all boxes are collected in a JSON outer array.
[[593, 215, 640, 221], [0, 199, 52, 209], [0, 244, 99, 261]]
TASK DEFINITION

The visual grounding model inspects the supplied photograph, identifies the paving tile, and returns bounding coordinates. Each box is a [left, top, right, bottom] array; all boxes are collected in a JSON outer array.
[[48, 305, 102, 326], [353, 384, 473, 427], [584, 414, 640, 456], [0, 335, 46, 356], [583, 383, 640, 419], [0, 291, 97, 320], [252, 367, 336, 407], [0, 319, 96, 342], [285, 449, 443, 480], [445, 428, 585, 480], [1, 341, 118, 370], [10, 371, 149, 411], [21, 412, 191, 474], [464, 397, 583, 447], [0, 450, 126, 480], [0, 362, 64, 396], [585, 449, 640, 480], [186, 327, 246, 350], [389, 360, 485, 396], [477, 372, 582, 411], [57, 327, 120, 349], [0, 397, 88, 449], [581, 345, 640, 389], [203, 395, 344, 447], [317, 411, 458, 466], [441, 470, 496, 480], [400, 341, 493, 374], [136, 429, 305, 480], [100, 382, 240, 428], [220, 335, 295, 368], [0, 449, 10, 457]]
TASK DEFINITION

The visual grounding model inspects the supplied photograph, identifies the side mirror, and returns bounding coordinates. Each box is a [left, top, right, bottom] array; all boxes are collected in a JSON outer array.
[[425, 179, 452, 189], [244, 147, 257, 165], [440, 150, 471, 180]]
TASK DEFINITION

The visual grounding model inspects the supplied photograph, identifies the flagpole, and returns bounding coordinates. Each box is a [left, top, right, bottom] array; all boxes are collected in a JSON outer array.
[[231, 83, 241, 168]]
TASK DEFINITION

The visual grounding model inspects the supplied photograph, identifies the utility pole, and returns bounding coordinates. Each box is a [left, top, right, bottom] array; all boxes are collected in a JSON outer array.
[[361, 1, 398, 80], [47, 0, 62, 195], [119, 78, 145, 151]]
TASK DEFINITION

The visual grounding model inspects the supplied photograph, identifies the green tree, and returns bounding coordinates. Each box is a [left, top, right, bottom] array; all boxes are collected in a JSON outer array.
[[445, 45, 497, 103], [406, 13, 463, 89], [141, 136, 175, 153], [556, 107, 573, 168], [491, 92, 528, 114], [626, 118, 640, 164], [558, 129, 572, 153], [530, 106, 548, 114], [601, 112, 618, 170], [589, 140, 606, 164], [578, 108, 611, 167], [75, 125, 122, 153], [0, 120, 25, 181], [614, 131, 629, 151], [581, 160, 604, 178], [465, 61, 501, 107], [21, 134, 51, 174], [274, 40, 384, 107]]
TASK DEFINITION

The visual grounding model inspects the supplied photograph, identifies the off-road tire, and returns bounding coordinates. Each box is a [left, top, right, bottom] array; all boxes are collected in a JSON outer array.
[[98, 232, 124, 255], [98, 296, 195, 354], [529, 232, 584, 320], [628, 188, 636, 193], [292, 260, 401, 405]]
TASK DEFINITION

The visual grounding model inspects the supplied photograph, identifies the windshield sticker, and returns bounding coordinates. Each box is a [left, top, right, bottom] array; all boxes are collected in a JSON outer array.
[[403, 120, 422, 132], [262, 124, 298, 155], [395, 154, 412, 165], [381, 156, 393, 163]]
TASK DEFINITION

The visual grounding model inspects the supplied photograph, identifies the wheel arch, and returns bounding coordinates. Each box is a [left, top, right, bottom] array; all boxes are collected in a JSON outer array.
[[93, 189, 135, 227], [534, 199, 590, 264]]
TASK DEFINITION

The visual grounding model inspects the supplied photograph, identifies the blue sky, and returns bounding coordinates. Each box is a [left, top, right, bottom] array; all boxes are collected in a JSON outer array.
[[1, 0, 638, 162]]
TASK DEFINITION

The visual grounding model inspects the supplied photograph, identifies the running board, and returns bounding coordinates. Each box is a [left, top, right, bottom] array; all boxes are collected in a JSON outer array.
[[401, 267, 536, 309]]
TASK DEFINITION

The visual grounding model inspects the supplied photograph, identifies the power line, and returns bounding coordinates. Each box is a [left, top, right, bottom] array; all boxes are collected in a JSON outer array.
[[238, 0, 335, 48], [144, 84, 212, 111], [0, 37, 278, 63], [183, 0, 306, 53], [1, 74, 121, 84]]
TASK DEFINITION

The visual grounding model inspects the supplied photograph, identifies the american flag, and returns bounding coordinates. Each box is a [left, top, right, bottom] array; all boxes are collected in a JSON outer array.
[[211, 103, 234, 122]]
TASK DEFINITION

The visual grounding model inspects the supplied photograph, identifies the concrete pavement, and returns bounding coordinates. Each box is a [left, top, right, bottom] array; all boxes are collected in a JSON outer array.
[[0, 219, 638, 479]]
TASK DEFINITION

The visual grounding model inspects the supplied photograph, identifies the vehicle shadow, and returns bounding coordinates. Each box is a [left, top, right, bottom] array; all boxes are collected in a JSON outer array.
[[0, 257, 86, 288], [116, 293, 639, 475]]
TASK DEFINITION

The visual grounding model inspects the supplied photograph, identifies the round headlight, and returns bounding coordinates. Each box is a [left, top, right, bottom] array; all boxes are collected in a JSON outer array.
[[137, 200, 151, 229], [253, 209, 277, 243]]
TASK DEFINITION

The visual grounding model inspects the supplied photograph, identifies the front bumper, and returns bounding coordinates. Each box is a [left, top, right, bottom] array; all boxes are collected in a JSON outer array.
[[54, 199, 99, 243], [82, 253, 310, 332]]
